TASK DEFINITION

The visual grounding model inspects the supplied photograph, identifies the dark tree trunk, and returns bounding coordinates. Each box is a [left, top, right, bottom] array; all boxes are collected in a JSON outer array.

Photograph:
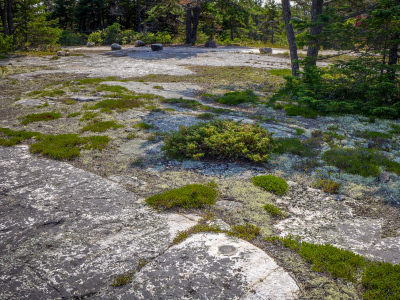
[[7, 0, 14, 43], [282, 0, 299, 76], [388, 0, 399, 80], [306, 0, 324, 68], [1, 0, 9, 35], [136, 0, 141, 32], [185, 7, 192, 44], [190, 6, 200, 44]]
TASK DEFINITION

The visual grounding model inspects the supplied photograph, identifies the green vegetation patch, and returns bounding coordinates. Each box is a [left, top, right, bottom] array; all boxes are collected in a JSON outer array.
[[284, 105, 320, 119], [133, 122, 154, 130], [227, 223, 261, 241], [267, 235, 400, 299], [268, 69, 292, 76], [145, 184, 217, 210], [89, 98, 141, 110], [355, 130, 391, 140], [112, 274, 132, 287], [161, 98, 203, 110], [264, 203, 286, 217], [214, 90, 258, 106], [79, 112, 98, 121], [96, 84, 129, 94], [0, 128, 42, 146], [67, 112, 81, 118], [252, 175, 288, 196], [322, 148, 400, 177], [196, 113, 215, 120], [81, 120, 123, 132], [389, 124, 400, 135], [295, 128, 306, 135], [313, 179, 341, 194], [163, 120, 277, 163], [30, 134, 109, 160], [20, 112, 62, 125], [274, 137, 319, 157]]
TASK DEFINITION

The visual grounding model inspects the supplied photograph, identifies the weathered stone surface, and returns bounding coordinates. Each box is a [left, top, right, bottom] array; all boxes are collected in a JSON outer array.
[[57, 51, 66, 56], [86, 42, 95, 47], [13, 99, 55, 107], [259, 48, 272, 54], [70, 95, 102, 102], [111, 43, 122, 51], [134, 40, 145, 47], [99, 233, 300, 299], [205, 40, 218, 48], [151, 44, 163, 51]]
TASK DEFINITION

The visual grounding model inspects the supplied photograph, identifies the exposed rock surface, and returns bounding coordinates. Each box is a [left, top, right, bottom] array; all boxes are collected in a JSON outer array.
[[151, 44, 163, 51], [86, 42, 95, 47], [111, 44, 122, 51], [134, 40, 145, 47], [259, 48, 272, 54]]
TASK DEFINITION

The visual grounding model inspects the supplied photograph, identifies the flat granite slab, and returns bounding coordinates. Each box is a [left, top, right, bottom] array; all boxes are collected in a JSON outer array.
[[0, 146, 300, 299]]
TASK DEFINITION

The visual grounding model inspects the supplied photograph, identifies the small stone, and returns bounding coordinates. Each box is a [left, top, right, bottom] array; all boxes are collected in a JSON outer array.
[[8, 63, 12, 65], [57, 51, 66, 56], [379, 172, 390, 183], [111, 43, 122, 51], [243, 218, 250, 223], [151, 44, 163, 51], [259, 48, 272, 54], [218, 245, 237, 256], [65, 51, 70, 56], [86, 42, 95, 47], [205, 41, 217, 48], [134, 40, 145, 47]]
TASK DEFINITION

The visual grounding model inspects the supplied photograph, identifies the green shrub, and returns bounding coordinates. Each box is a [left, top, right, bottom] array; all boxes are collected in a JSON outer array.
[[162, 120, 277, 162], [274, 137, 319, 157], [322, 148, 400, 177], [81, 120, 123, 132], [252, 175, 288, 195], [389, 124, 400, 135], [58, 30, 88, 46], [264, 203, 286, 217], [227, 223, 260, 241], [67, 112, 81, 118], [80, 112, 98, 121], [215, 90, 258, 106], [284, 105, 319, 119], [0, 128, 41, 146], [112, 274, 132, 287], [362, 262, 400, 300], [20, 112, 62, 125], [268, 69, 292, 76], [355, 130, 391, 140], [115, 30, 136, 45], [295, 128, 306, 135], [0, 35, 13, 53], [133, 122, 154, 130], [30, 133, 109, 160], [145, 184, 217, 210], [88, 30, 103, 44], [103, 23, 121, 44], [196, 113, 215, 120], [313, 179, 341, 194]]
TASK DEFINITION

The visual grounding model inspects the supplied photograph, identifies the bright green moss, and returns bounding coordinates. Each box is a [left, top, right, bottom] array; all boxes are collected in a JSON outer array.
[[20, 112, 62, 125], [0, 128, 42, 146], [145, 184, 217, 210], [252, 175, 288, 196], [227, 223, 260, 241], [215, 90, 258, 106]]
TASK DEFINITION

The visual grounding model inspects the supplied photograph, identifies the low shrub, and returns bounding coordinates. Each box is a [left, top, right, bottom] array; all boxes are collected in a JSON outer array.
[[284, 105, 319, 119], [145, 183, 217, 210], [20, 112, 62, 125], [81, 120, 123, 132], [196, 113, 215, 120], [133, 122, 154, 130], [252, 175, 288, 196], [215, 90, 258, 106], [0, 128, 41, 146], [227, 223, 261, 241], [58, 30, 88, 46], [362, 262, 400, 300], [274, 137, 319, 157], [313, 179, 341, 194], [67, 112, 81, 118], [322, 148, 400, 177], [264, 203, 286, 217], [389, 124, 400, 135], [30, 133, 109, 159], [161, 98, 202, 109], [162, 120, 277, 162]]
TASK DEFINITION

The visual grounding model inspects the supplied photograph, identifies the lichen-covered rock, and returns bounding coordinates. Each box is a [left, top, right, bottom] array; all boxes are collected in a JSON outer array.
[[205, 40, 218, 48], [134, 40, 145, 47], [259, 48, 272, 54], [86, 42, 95, 47], [57, 50, 66, 56], [111, 43, 122, 50], [151, 44, 163, 51]]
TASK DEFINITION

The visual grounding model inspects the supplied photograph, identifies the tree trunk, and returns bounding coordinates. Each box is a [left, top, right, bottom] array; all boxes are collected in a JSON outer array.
[[1, 0, 9, 35], [136, 0, 141, 33], [282, 0, 299, 76], [7, 0, 14, 43], [306, 0, 324, 68], [185, 7, 192, 44], [388, 0, 399, 80], [190, 6, 201, 44]]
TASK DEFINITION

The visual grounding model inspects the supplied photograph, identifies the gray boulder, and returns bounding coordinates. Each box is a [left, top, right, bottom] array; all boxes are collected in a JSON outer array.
[[259, 48, 272, 54], [86, 42, 95, 47], [151, 44, 163, 51], [205, 41, 218, 48], [57, 51, 66, 56], [134, 40, 146, 47], [111, 43, 122, 51]]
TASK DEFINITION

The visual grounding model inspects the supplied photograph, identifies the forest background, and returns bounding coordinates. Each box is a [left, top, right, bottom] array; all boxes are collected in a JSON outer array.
[[0, 0, 399, 118]]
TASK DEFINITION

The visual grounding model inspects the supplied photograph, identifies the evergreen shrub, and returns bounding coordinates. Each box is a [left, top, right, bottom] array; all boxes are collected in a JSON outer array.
[[252, 175, 288, 195]]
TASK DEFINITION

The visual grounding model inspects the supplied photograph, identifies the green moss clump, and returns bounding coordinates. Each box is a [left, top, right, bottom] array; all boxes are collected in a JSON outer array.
[[30, 133, 109, 160], [79, 112, 98, 121], [0, 128, 42, 146], [89, 99, 141, 110], [196, 113, 215, 120], [145, 184, 217, 210], [112, 274, 132, 287], [295, 128, 306, 135], [388, 124, 400, 135], [173, 223, 223, 244], [81, 120, 123, 132], [66, 112, 81, 118], [163, 120, 277, 163], [267, 235, 400, 299], [161, 98, 202, 109], [355, 130, 391, 140], [252, 175, 288, 196], [313, 179, 341, 194], [20, 112, 62, 125], [133, 122, 154, 130], [273, 137, 319, 157], [96, 84, 129, 94], [322, 148, 400, 177], [215, 90, 258, 106], [264, 203, 286, 217], [227, 223, 260, 241], [284, 105, 319, 119]]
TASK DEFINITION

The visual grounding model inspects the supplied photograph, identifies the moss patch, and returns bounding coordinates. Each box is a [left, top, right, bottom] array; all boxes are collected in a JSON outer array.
[[30, 133, 110, 160], [20, 112, 62, 125], [274, 137, 320, 157], [284, 105, 320, 119], [0, 128, 42, 146], [252, 175, 288, 196], [322, 148, 400, 177], [214, 90, 258, 106], [264, 203, 287, 218], [313, 179, 341, 194], [227, 223, 261, 241], [145, 183, 218, 210]]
